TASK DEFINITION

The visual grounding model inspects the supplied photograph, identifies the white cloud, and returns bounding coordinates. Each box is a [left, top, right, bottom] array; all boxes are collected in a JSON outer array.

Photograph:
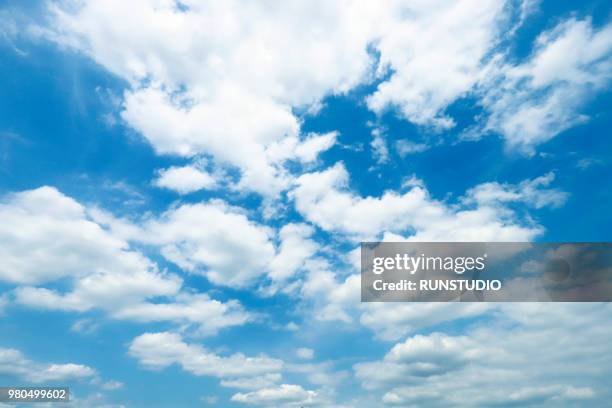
[[231, 384, 319, 407], [129, 331, 283, 379], [355, 303, 612, 407], [291, 163, 562, 241], [367, 0, 509, 130], [154, 165, 216, 194], [41, 0, 373, 196], [0, 347, 96, 383], [370, 126, 389, 164], [296, 348, 315, 360], [101, 381, 124, 391], [34, 1, 610, 169], [269, 223, 318, 282], [395, 139, 429, 156], [221, 373, 282, 390], [111, 293, 250, 336], [97, 202, 321, 289], [477, 18, 612, 153], [138, 200, 275, 288], [462, 172, 568, 209], [0, 187, 250, 335], [0, 186, 165, 286], [359, 303, 490, 341]]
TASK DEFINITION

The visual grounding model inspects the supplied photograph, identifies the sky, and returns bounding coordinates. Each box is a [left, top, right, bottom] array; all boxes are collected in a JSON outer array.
[[0, 0, 611, 407]]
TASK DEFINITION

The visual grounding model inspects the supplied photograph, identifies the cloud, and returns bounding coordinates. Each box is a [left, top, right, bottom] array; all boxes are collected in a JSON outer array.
[[367, 0, 509, 130], [153, 165, 217, 194], [395, 139, 429, 156], [370, 126, 390, 164], [1, 187, 250, 335], [220, 373, 282, 391], [32, 1, 610, 171], [0, 186, 166, 286], [40, 0, 371, 196], [476, 18, 612, 153], [296, 347, 315, 360], [0, 347, 96, 383], [111, 293, 250, 336], [462, 172, 568, 209], [291, 163, 562, 241], [268, 223, 318, 283], [355, 303, 612, 407], [97, 202, 320, 289], [231, 384, 319, 407], [355, 333, 482, 390], [137, 200, 275, 288], [359, 303, 490, 341], [129, 332, 283, 383]]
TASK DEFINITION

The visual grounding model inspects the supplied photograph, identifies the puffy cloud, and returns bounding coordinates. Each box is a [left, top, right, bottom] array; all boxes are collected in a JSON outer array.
[[296, 347, 315, 360], [355, 333, 482, 389], [129, 331, 283, 381], [110, 293, 250, 336], [41, 0, 370, 195], [462, 172, 568, 209], [476, 18, 612, 153], [395, 139, 429, 156], [231, 384, 319, 407], [34, 0, 609, 173], [269, 223, 318, 282], [220, 373, 282, 391], [0, 186, 164, 286], [153, 165, 216, 194], [291, 163, 562, 241], [1, 187, 250, 335], [359, 303, 490, 341], [138, 200, 275, 288], [370, 126, 390, 164], [97, 203, 320, 289], [0, 347, 96, 383], [367, 0, 508, 130], [355, 303, 612, 407]]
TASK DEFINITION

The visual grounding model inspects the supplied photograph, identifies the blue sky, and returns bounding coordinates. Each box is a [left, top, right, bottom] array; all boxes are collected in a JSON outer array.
[[0, 0, 611, 407]]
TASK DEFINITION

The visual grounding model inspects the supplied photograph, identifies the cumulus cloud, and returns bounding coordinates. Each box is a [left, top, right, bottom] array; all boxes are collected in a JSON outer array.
[[111, 293, 250, 336], [97, 203, 320, 289], [367, 0, 508, 130], [291, 162, 563, 241], [27, 0, 608, 183], [296, 347, 315, 360], [1, 187, 250, 335], [231, 384, 319, 407], [269, 223, 319, 283], [462, 172, 568, 209], [475, 18, 612, 153], [129, 332, 283, 386], [153, 165, 217, 194], [137, 200, 276, 288], [0, 347, 96, 383], [355, 303, 612, 407], [0, 186, 166, 286], [359, 303, 491, 341], [39, 0, 370, 195]]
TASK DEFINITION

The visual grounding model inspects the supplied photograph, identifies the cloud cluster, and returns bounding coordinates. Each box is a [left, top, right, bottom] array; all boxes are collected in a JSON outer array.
[[35, 0, 610, 197], [474, 18, 612, 153], [0, 347, 96, 383], [355, 303, 612, 407], [0, 187, 250, 335], [291, 162, 563, 241]]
